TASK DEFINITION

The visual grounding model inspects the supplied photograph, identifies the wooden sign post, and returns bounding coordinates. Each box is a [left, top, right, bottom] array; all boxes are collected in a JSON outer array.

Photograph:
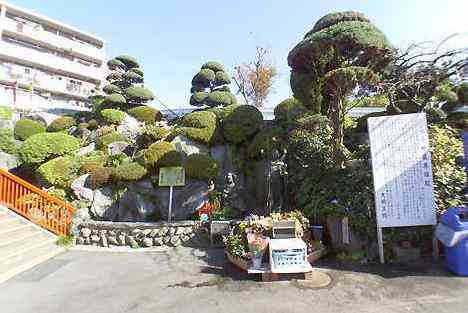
[[158, 167, 185, 222], [368, 113, 436, 264]]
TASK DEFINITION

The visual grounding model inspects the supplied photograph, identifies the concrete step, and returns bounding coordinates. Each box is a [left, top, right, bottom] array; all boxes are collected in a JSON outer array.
[[0, 233, 55, 262], [0, 242, 64, 283], [0, 220, 30, 235], [0, 226, 43, 246]]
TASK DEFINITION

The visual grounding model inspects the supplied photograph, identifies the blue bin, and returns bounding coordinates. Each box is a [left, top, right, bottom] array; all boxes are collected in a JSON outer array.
[[439, 207, 468, 276]]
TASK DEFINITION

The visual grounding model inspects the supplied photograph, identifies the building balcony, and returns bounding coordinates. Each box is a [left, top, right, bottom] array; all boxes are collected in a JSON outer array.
[[2, 17, 105, 64], [0, 41, 104, 83]]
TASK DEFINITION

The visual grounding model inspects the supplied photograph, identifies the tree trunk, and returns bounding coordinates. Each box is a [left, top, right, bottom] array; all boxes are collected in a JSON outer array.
[[330, 97, 345, 168]]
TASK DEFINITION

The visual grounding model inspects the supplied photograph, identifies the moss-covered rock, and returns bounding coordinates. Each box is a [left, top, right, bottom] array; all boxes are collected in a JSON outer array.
[[274, 97, 307, 123], [100, 109, 126, 124], [128, 106, 162, 124], [96, 131, 127, 149], [36, 156, 79, 188], [14, 119, 46, 141], [143, 141, 182, 169], [18, 133, 80, 165], [185, 153, 219, 181], [113, 162, 147, 181], [170, 111, 221, 146], [48, 116, 76, 132], [223, 105, 263, 144]]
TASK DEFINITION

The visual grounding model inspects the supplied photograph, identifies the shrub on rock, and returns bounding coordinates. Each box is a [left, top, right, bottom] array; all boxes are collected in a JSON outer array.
[[185, 154, 219, 181], [143, 141, 182, 169], [48, 116, 76, 132], [18, 133, 80, 165], [96, 131, 126, 149], [90, 167, 113, 189], [170, 111, 221, 145], [113, 162, 147, 181], [87, 119, 99, 130], [128, 106, 162, 124], [100, 109, 126, 124], [223, 105, 263, 144], [14, 119, 46, 141], [138, 125, 170, 148], [36, 156, 79, 188], [125, 86, 154, 103], [79, 151, 106, 174]]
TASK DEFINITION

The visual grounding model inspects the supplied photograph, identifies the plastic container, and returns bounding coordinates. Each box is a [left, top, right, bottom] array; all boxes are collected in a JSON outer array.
[[439, 207, 468, 276]]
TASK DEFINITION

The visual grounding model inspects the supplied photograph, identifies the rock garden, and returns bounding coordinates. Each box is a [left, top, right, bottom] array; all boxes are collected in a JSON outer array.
[[0, 11, 467, 268]]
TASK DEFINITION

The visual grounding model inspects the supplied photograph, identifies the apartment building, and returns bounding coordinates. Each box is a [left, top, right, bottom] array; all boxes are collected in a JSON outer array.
[[0, 1, 106, 116]]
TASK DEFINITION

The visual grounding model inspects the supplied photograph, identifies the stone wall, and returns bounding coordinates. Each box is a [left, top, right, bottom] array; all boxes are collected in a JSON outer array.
[[75, 220, 208, 248]]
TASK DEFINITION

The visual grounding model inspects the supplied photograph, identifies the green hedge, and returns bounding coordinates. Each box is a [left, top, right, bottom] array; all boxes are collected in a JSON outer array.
[[100, 109, 126, 124], [223, 105, 263, 144], [113, 162, 147, 181], [14, 119, 46, 141], [48, 116, 76, 132], [128, 106, 162, 124], [185, 154, 219, 181], [36, 156, 79, 188], [143, 141, 182, 169], [18, 132, 80, 165], [0, 128, 19, 155], [169, 111, 221, 145]]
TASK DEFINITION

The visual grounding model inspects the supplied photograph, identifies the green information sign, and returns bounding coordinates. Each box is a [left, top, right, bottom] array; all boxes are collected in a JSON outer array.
[[159, 167, 185, 187]]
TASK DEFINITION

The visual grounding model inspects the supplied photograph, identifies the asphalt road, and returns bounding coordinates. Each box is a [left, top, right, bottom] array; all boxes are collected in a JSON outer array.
[[1, 247, 468, 313]]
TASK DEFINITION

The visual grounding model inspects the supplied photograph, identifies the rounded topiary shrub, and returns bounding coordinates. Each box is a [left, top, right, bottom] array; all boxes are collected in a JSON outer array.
[[185, 154, 219, 181], [48, 116, 76, 132], [138, 125, 170, 148], [223, 105, 263, 144], [96, 131, 126, 149], [125, 86, 154, 102], [105, 93, 127, 107], [113, 162, 147, 181], [14, 119, 46, 141], [79, 151, 106, 174], [143, 141, 182, 169], [247, 126, 284, 159], [36, 156, 79, 188], [100, 109, 126, 124], [0, 128, 20, 155], [128, 106, 162, 124], [170, 111, 221, 145], [18, 133, 80, 165], [87, 119, 99, 130], [274, 98, 307, 123], [103, 84, 122, 95]]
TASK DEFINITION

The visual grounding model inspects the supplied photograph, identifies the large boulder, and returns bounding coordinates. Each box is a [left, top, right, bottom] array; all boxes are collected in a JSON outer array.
[[71, 174, 94, 202], [171, 135, 209, 158], [89, 187, 119, 220], [117, 114, 141, 141], [77, 143, 96, 156], [108, 141, 130, 156], [0, 151, 19, 170], [116, 181, 158, 222], [152, 179, 209, 220]]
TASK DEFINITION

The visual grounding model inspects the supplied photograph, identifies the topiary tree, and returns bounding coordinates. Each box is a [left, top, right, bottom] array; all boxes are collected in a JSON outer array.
[[96, 131, 127, 149], [143, 141, 182, 170], [128, 106, 162, 124], [112, 162, 147, 181], [169, 111, 222, 146], [274, 97, 307, 124], [288, 11, 393, 166], [189, 61, 237, 108], [14, 119, 46, 141], [185, 154, 219, 181], [288, 11, 394, 114], [36, 156, 79, 188], [18, 133, 80, 165], [48, 116, 76, 132], [102, 55, 154, 110], [223, 105, 263, 144]]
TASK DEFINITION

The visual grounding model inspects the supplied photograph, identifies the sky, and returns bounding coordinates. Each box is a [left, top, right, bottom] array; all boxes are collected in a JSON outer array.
[[12, 0, 468, 109]]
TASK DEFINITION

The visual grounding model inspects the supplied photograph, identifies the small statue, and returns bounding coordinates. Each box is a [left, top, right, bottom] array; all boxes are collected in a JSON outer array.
[[222, 172, 245, 215], [266, 148, 288, 214]]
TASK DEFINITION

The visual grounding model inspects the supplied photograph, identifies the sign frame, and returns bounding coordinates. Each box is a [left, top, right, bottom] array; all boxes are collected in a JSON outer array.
[[158, 167, 185, 222], [368, 113, 436, 263]]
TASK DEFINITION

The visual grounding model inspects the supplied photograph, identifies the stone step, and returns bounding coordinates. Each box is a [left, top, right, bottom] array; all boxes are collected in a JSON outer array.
[[0, 226, 43, 246], [0, 233, 55, 262], [0, 242, 64, 283]]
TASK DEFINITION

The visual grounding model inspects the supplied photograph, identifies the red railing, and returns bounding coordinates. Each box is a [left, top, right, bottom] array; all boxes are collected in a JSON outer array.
[[0, 168, 75, 236]]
